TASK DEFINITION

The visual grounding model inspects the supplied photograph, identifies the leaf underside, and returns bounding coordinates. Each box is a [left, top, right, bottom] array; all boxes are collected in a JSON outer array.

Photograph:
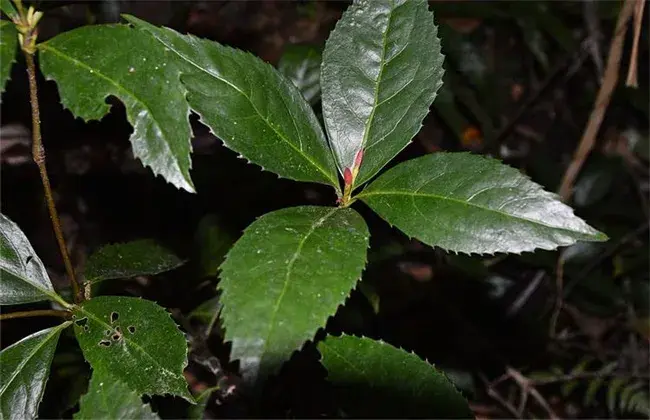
[[75, 371, 159, 419], [38, 25, 195, 192], [358, 153, 608, 255], [321, 0, 444, 185], [84, 239, 184, 284], [219, 206, 369, 383], [318, 334, 472, 418], [0, 20, 17, 93], [124, 15, 341, 192], [0, 213, 57, 305], [0, 323, 71, 420], [72, 296, 192, 401]]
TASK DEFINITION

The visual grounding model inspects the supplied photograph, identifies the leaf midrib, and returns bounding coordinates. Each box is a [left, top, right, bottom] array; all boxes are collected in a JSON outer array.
[[138, 30, 339, 189], [358, 189, 596, 236], [260, 207, 339, 359], [0, 323, 69, 398]]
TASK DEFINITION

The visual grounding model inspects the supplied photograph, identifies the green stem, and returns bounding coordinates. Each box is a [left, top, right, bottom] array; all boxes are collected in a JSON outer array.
[[0, 309, 71, 321], [23, 41, 81, 303]]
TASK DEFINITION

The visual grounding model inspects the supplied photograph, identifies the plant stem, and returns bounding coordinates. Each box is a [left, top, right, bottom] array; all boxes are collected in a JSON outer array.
[[24, 52, 81, 303], [0, 309, 71, 321]]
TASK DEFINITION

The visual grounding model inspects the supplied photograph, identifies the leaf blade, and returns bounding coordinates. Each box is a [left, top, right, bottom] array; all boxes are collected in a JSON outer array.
[[358, 153, 607, 254], [219, 206, 369, 382], [0, 213, 66, 306], [321, 0, 444, 186], [124, 15, 340, 192], [0, 322, 72, 420], [277, 44, 322, 106], [72, 296, 192, 401], [318, 334, 471, 418], [84, 240, 184, 284], [75, 371, 159, 420], [0, 20, 17, 93], [38, 25, 195, 192]]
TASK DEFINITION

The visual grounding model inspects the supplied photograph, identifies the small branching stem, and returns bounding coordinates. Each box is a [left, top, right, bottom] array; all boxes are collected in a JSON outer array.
[[0, 309, 71, 321], [20, 9, 81, 303]]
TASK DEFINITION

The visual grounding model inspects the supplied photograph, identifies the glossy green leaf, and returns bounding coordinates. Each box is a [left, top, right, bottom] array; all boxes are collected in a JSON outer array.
[[321, 0, 444, 186], [277, 44, 322, 105], [38, 25, 195, 192], [84, 239, 184, 284], [318, 334, 471, 418], [0, 0, 17, 21], [72, 296, 193, 401], [358, 153, 608, 254], [0, 20, 17, 93], [124, 15, 340, 192], [219, 206, 369, 382], [75, 371, 159, 420], [0, 213, 67, 306], [0, 322, 71, 420]]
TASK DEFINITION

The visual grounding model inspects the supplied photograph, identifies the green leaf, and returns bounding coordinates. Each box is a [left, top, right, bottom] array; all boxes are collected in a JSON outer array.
[[318, 334, 471, 418], [38, 25, 195, 192], [0, 0, 17, 21], [0, 213, 68, 306], [0, 322, 72, 420], [72, 296, 193, 401], [84, 239, 184, 284], [194, 215, 235, 277], [189, 296, 221, 336], [0, 20, 17, 93], [357, 153, 608, 254], [321, 0, 444, 186], [277, 44, 322, 105], [219, 206, 369, 382], [75, 371, 159, 420], [124, 15, 340, 192]]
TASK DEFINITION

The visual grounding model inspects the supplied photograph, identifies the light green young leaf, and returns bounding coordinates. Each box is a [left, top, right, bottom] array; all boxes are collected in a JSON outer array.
[[0, 322, 72, 420], [0, 213, 68, 306], [0, 20, 17, 93], [38, 25, 195, 192], [277, 44, 322, 106], [321, 0, 444, 186], [72, 296, 193, 401], [75, 371, 159, 420], [84, 239, 184, 284], [124, 15, 340, 193], [318, 334, 471, 418], [219, 206, 369, 382], [357, 153, 608, 254]]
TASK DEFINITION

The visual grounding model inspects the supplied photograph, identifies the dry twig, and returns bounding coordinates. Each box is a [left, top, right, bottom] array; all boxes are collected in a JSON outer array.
[[558, 0, 636, 200], [626, 0, 646, 87]]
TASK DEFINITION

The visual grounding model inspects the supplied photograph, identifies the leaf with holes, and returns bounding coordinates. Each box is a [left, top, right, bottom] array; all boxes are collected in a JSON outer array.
[[278, 44, 322, 106], [0, 322, 72, 420], [318, 334, 471, 418], [321, 0, 444, 186], [75, 371, 159, 419], [357, 153, 607, 254], [84, 240, 184, 284], [72, 296, 193, 401], [219, 206, 369, 382], [0, 20, 17, 93], [0, 213, 68, 306], [124, 15, 340, 193], [38, 25, 194, 192]]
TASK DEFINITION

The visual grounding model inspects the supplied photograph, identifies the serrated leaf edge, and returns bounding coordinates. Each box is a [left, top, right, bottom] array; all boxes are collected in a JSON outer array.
[[0, 321, 72, 413]]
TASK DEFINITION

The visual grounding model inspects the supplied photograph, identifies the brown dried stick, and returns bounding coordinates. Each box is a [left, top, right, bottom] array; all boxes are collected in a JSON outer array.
[[558, 0, 636, 200], [626, 0, 646, 87]]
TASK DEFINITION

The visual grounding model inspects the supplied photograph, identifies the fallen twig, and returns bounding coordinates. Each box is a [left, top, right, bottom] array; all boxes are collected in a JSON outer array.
[[626, 0, 646, 87], [558, 0, 636, 200]]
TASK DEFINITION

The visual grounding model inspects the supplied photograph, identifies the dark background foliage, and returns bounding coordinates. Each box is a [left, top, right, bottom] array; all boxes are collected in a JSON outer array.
[[1, 1, 648, 418]]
